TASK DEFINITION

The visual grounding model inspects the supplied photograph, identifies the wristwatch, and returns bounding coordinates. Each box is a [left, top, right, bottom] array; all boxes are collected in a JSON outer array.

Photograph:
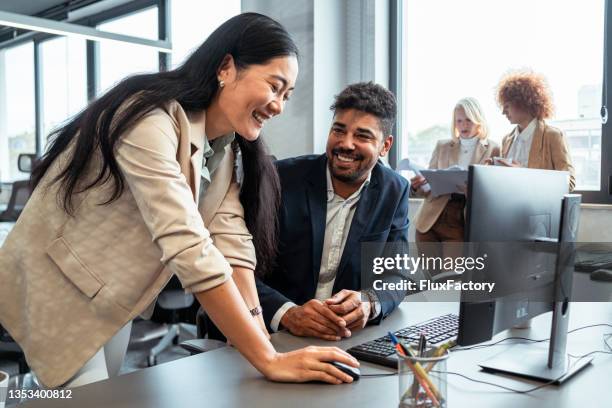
[[362, 289, 381, 321], [249, 305, 262, 317]]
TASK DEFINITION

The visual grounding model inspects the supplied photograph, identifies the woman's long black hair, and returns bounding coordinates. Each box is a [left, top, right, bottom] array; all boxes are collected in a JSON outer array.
[[31, 12, 297, 276]]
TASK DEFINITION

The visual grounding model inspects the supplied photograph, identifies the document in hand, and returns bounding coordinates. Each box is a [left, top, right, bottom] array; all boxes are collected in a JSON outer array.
[[420, 168, 468, 198], [397, 158, 431, 193]]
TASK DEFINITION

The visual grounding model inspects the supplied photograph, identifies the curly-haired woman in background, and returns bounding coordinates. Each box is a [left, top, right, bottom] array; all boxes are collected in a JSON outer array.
[[495, 70, 576, 190]]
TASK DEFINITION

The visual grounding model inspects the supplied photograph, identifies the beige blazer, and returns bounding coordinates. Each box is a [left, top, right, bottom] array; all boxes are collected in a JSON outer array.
[[501, 120, 576, 191], [414, 138, 500, 233], [0, 101, 255, 388]]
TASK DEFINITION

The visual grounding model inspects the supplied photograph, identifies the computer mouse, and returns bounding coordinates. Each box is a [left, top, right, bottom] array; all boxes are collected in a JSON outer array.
[[590, 269, 612, 282], [330, 361, 360, 381]]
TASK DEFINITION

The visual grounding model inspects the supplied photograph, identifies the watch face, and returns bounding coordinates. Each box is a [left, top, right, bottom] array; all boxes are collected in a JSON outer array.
[[250, 306, 262, 316]]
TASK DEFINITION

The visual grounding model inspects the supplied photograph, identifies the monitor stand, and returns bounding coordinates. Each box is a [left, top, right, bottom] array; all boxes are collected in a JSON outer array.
[[478, 342, 592, 384], [480, 195, 591, 384]]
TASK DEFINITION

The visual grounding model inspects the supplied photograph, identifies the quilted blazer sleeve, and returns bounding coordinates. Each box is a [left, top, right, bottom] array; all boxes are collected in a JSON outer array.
[[116, 113, 233, 294], [207, 173, 256, 271]]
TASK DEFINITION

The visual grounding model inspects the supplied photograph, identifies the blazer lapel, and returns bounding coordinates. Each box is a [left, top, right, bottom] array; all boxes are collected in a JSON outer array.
[[306, 156, 328, 286], [199, 145, 233, 226], [501, 131, 515, 157], [335, 166, 380, 283], [527, 120, 545, 168], [474, 139, 490, 164], [448, 139, 460, 167], [174, 104, 204, 202], [188, 124, 204, 203]]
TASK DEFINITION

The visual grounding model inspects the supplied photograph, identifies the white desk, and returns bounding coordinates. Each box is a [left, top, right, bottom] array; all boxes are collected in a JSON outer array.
[[19, 300, 612, 408]]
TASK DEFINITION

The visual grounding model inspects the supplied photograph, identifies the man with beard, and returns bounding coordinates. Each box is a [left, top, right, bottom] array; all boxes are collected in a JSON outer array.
[[256, 82, 410, 340]]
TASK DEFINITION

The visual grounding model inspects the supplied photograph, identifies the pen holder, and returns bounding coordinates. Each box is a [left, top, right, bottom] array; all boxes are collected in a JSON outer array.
[[398, 349, 449, 408]]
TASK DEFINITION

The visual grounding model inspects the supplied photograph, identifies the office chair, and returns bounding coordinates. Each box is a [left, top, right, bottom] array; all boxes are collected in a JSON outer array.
[[0, 180, 32, 222], [179, 307, 227, 355], [0, 153, 37, 222], [0, 324, 29, 375], [146, 287, 197, 366]]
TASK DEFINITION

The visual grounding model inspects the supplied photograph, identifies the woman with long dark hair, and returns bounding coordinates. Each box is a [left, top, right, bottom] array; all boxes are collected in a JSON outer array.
[[0, 13, 358, 388]]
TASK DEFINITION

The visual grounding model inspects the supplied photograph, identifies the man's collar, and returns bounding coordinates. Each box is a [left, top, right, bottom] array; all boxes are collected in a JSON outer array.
[[325, 164, 371, 202]]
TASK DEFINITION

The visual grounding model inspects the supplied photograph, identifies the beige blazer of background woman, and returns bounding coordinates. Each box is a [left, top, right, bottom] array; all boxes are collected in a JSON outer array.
[[501, 119, 576, 191], [0, 101, 255, 388], [414, 138, 500, 234]]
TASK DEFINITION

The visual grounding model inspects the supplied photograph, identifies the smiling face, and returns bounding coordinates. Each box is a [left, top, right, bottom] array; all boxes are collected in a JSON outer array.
[[214, 55, 298, 140], [454, 107, 479, 139], [326, 109, 393, 187]]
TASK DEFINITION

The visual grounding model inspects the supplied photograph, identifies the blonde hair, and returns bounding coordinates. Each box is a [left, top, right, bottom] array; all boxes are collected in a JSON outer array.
[[452, 97, 489, 140]]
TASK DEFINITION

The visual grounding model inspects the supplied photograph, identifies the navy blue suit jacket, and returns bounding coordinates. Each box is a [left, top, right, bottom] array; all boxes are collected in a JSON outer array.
[[257, 154, 410, 330]]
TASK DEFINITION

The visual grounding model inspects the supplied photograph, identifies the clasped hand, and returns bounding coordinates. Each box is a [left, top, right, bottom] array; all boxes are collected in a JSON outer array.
[[281, 289, 371, 341]]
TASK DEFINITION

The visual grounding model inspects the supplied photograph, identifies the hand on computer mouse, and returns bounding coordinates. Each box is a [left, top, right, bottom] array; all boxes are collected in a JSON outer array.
[[262, 346, 359, 384], [329, 361, 360, 381]]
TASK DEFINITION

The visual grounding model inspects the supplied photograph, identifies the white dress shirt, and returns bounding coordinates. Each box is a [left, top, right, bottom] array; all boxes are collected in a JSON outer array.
[[269, 166, 371, 332], [506, 118, 537, 167], [457, 137, 479, 169]]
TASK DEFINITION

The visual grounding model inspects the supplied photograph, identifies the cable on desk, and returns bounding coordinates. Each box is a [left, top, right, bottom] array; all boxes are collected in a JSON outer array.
[[360, 373, 396, 378], [453, 323, 612, 352], [453, 336, 543, 351], [604, 333, 612, 351], [361, 344, 612, 388], [568, 350, 612, 359], [432, 369, 560, 393], [432, 349, 602, 394], [568, 323, 612, 334]]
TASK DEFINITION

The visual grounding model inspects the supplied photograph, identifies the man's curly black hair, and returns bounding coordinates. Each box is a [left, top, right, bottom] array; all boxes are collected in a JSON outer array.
[[330, 82, 397, 136]]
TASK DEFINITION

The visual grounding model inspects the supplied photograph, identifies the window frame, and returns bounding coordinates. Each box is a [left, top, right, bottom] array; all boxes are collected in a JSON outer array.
[[0, 0, 167, 166], [391, 0, 612, 205]]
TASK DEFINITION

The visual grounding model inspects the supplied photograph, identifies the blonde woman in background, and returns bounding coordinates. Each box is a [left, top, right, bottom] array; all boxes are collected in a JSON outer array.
[[411, 98, 499, 267]]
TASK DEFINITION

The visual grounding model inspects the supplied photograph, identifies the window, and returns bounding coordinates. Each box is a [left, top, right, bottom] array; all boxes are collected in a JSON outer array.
[[169, 0, 241, 68], [400, 0, 605, 194], [0, 42, 35, 182], [40, 37, 87, 149], [96, 7, 159, 96]]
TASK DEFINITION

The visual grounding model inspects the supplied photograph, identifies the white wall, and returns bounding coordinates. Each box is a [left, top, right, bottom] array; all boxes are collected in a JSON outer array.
[[242, 0, 390, 159], [242, 0, 314, 159]]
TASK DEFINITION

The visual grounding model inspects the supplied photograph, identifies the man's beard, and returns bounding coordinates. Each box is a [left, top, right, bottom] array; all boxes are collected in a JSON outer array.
[[329, 147, 367, 183]]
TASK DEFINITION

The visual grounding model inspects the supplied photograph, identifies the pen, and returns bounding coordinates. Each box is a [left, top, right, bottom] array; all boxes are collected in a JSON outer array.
[[412, 333, 427, 395], [389, 332, 442, 407], [392, 345, 440, 407], [403, 343, 444, 402], [389, 332, 441, 398], [388, 332, 408, 354], [425, 340, 455, 373], [418, 333, 427, 357]]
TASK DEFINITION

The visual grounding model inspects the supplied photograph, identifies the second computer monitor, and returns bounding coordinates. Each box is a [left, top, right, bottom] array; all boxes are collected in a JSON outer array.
[[458, 165, 571, 346]]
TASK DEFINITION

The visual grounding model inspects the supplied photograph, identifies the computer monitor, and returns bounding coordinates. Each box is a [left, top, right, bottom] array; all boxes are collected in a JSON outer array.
[[458, 165, 590, 383]]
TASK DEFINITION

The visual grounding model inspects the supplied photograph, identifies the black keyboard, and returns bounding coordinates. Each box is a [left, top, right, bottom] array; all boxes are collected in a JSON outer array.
[[347, 314, 459, 368], [575, 253, 612, 273]]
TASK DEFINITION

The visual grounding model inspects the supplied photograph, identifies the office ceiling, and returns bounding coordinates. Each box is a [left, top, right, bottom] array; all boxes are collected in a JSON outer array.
[[0, 0, 77, 16], [0, 0, 105, 45]]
